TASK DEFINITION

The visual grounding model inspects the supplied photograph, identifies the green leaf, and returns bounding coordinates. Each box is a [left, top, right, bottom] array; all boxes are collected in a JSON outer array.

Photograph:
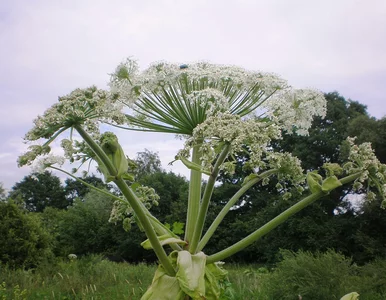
[[141, 265, 185, 300], [340, 292, 359, 300], [172, 222, 185, 235], [306, 172, 322, 193], [141, 234, 187, 250], [204, 263, 228, 300], [130, 182, 141, 191], [321, 176, 342, 192], [176, 251, 206, 299]]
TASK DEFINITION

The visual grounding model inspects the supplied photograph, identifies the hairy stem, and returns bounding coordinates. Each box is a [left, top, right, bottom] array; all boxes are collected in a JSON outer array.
[[197, 169, 277, 252], [185, 143, 202, 245], [189, 144, 230, 253], [206, 172, 362, 264]]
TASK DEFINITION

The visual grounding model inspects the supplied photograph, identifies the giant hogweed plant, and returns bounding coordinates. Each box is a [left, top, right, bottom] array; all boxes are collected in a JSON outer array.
[[19, 59, 386, 299]]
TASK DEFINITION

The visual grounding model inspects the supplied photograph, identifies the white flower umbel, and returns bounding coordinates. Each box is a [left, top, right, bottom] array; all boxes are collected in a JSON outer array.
[[25, 86, 125, 142], [32, 154, 65, 173], [266, 89, 327, 136], [19, 86, 126, 168], [109, 58, 326, 136], [179, 112, 281, 172]]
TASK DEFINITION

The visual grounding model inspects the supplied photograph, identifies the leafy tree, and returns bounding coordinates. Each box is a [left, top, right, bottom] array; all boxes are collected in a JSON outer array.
[[52, 189, 156, 262], [0, 201, 53, 268], [0, 183, 6, 200], [132, 149, 162, 179], [10, 171, 68, 212], [64, 174, 108, 204], [55, 190, 117, 256], [139, 171, 189, 224]]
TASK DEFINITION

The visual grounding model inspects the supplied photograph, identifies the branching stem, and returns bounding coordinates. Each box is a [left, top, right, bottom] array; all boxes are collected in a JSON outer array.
[[197, 169, 277, 252], [189, 143, 230, 253], [206, 172, 362, 264]]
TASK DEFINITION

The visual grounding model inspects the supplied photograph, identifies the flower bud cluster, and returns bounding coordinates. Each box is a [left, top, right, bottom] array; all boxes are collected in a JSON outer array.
[[19, 87, 127, 173]]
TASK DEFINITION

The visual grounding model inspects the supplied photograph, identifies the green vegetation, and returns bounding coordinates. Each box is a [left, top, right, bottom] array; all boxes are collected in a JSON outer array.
[[1, 252, 385, 299], [0, 201, 54, 269]]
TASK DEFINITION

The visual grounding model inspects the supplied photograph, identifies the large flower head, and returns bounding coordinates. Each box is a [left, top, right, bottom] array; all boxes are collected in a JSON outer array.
[[109, 58, 326, 135]]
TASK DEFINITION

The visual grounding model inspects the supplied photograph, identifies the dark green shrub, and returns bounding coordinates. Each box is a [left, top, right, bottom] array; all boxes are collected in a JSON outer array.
[[258, 250, 357, 300], [257, 250, 386, 300], [0, 201, 54, 269]]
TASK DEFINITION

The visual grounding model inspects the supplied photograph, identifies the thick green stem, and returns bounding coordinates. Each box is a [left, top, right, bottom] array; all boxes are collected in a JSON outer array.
[[115, 178, 176, 275], [197, 169, 277, 252], [189, 144, 231, 253], [185, 144, 202, 244], [206, 172, 362, 264], [75, 125, 175, 276]]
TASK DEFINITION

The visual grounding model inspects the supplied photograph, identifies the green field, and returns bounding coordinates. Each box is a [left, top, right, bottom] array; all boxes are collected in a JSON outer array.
[[1, 251, 386, 300]]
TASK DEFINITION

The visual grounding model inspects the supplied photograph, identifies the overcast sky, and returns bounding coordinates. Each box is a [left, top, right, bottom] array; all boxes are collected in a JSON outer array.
[[1, 0, 385, 190]]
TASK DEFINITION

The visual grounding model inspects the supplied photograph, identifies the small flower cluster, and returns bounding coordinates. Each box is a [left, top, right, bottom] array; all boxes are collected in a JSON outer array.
[[109, 186, 160, 231], [178, 112, 281, 173], [344, 137, 386, 206], [31, 154, 65, 173], [18, 145, 51, 167], [25, 86, 125, 142], [68, 254, 77, 260], [266, 89, 327, 136], [186, 88, 229, 116]]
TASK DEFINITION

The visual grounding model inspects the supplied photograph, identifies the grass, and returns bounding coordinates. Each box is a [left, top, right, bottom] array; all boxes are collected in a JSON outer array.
[[0, 257, 263, 300], [1, 253, 386, 299], [0, 255, 155, 299]]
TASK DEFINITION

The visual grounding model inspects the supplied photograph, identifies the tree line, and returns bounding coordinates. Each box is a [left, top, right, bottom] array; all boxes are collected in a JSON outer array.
[[1, 92, 386, 269]]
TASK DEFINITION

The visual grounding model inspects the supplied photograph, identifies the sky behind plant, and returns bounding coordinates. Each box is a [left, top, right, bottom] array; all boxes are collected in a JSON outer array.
[[1, 0, 385, 190]]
